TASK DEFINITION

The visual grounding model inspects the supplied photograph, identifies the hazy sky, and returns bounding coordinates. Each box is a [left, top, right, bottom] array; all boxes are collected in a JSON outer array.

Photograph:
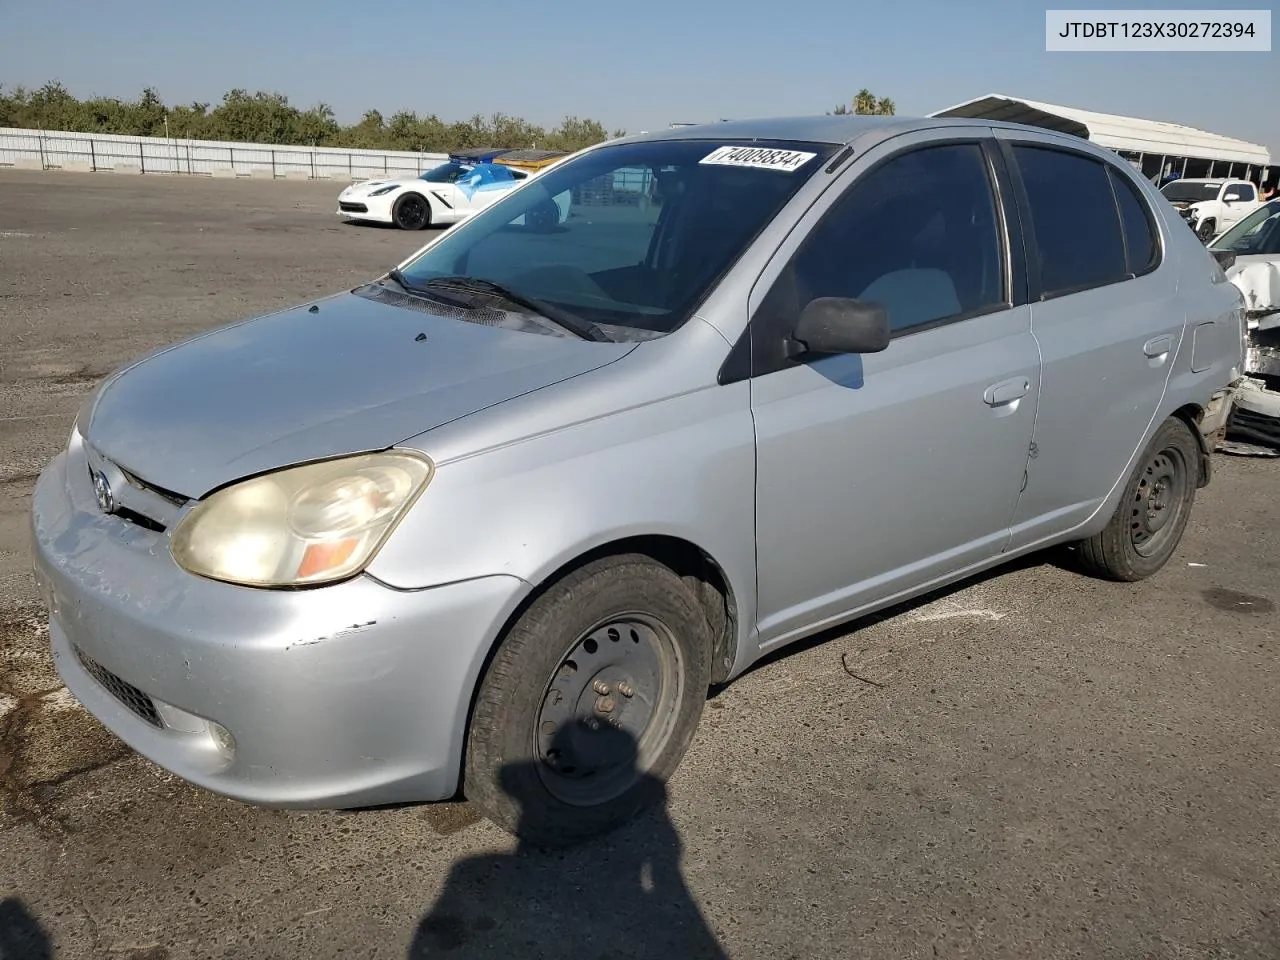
[[2, 0, 1277, 152]]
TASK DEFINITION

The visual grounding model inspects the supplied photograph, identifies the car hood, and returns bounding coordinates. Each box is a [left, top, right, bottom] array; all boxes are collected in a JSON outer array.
[[81, 288, 635, 498], [344, 178, 418, 195]]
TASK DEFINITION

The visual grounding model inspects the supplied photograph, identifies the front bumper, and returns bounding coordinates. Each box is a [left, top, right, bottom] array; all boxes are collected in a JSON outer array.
[[31, 446, 526, 808], [336, 189, 394, 222]]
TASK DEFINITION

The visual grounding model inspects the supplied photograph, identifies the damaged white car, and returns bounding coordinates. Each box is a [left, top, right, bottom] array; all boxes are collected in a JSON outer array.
[[1209, 198, 1280, 447]]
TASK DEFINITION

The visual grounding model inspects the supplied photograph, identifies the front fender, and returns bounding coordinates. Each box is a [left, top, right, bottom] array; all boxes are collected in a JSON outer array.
[[366, 376, 760, 677]]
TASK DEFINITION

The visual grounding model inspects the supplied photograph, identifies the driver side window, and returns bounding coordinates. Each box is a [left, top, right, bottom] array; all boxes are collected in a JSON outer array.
[[764, 141, 1005, 339]]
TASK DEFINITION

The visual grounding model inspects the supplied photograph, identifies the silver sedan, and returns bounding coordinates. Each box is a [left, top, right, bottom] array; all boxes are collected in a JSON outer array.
[[32, 115, 1244, 846]]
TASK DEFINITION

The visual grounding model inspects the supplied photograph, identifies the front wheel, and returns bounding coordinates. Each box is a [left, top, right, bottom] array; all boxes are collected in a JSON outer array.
[[1075, 417, 1200, 581], [392, 192, 431, 230], [1196, 217, 1216, 243], [463, 554, 712, 847]]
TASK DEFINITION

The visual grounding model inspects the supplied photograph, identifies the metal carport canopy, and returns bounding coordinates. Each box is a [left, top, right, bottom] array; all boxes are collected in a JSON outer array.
[[928, 93, 1270, 167]]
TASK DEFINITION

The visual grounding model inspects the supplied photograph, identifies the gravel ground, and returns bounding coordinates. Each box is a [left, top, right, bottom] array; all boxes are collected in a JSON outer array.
[[1, 169, 1278, 960]]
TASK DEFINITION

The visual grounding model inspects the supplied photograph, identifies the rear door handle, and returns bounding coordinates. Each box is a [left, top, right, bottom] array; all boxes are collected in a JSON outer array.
[[983, 377, 1030, 406], [1144, 335, 1174, 358]]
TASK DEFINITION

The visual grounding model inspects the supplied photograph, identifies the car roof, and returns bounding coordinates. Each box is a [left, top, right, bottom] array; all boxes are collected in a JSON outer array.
[[618, 114, 1135, 150]]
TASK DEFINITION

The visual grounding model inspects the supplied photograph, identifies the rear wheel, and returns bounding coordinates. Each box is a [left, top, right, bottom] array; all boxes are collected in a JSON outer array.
[[392, 193, 431, 230], [1075, 417, 1199, 581], [463, 554, 712, 847]]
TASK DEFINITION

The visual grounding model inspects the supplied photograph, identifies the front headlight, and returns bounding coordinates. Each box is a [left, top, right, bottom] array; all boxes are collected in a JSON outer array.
[[369, 184, 399, 196], [170, 451, 433, 588]]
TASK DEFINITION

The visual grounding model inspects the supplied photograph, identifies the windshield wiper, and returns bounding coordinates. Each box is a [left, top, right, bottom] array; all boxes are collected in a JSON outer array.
[[384, 268, 472, 308], [422, 275, 613, 342]]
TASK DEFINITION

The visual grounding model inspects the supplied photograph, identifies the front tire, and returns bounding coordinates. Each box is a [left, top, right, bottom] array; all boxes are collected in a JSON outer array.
[[1196, 217, 1216, 243], [392, 193, 431, 230], [463, 554, 712, 847], [1075, 417, 1200, 581]]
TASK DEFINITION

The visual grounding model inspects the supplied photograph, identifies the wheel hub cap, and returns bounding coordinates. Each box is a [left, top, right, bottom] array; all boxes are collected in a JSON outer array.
[[534, 615, 680, 806], [1130, 450, 1185, 554]]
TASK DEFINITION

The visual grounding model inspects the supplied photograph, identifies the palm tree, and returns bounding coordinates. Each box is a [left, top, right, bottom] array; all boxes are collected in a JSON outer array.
[[830, 90, 896, 116]]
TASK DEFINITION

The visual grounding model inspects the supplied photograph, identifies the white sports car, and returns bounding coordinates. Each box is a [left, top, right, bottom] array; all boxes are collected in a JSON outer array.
[[338, 159, 533, 230]]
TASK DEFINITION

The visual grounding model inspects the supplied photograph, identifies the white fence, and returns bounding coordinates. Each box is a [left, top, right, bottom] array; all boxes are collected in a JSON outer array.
[[0, 127, 448, 180]]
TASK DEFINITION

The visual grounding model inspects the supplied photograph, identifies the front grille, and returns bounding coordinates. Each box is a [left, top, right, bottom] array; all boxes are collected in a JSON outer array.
[[84, 458, 181, 532], [340, 201, 368, 213], [73, 644, 163, 727], [115, 506, 165, 533], [118, 466, 188, 507]]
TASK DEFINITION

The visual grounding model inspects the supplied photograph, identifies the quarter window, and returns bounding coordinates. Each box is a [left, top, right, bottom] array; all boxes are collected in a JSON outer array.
[[765, 142, 1005, 336], [1013, 145, 1128, 297], [1108, 167, 1159, 275]]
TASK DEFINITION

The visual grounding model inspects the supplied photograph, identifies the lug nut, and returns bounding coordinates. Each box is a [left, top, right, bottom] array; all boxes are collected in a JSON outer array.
[[592, 680, 611, 695], [595, 695, 617, 714], [617, 682, 634, 698]]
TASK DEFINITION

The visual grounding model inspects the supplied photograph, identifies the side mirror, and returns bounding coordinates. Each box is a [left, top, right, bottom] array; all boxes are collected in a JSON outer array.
[[788, 297, 891, 358]]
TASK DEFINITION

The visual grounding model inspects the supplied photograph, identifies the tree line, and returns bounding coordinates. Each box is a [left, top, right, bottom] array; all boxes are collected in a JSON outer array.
[[832, 89, 896, 115], [0, 81, 897, 153], [0, 82, 623, 153]]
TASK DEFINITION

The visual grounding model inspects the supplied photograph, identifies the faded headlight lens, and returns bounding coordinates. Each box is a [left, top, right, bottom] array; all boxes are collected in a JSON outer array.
[[170, 452, 433, 587]]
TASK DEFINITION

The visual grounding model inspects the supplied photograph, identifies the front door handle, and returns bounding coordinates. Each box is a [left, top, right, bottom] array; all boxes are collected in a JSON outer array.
[[1144, 335, 1174, 358], [983, 377, 1030, 406]]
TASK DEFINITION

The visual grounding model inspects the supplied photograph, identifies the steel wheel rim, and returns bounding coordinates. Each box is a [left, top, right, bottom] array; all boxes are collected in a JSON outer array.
[[1129, 446, 1188, 557], [534, 612, 683, 807], [399, 196, 427, 228]]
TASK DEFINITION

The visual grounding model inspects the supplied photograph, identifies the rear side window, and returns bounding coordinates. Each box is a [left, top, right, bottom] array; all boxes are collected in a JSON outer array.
[[1108, 167, 1159, 275], [1013, 145, 1127, 298]]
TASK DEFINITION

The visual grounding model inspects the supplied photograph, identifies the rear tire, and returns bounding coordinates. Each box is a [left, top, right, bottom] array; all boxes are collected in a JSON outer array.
[[463, 554, 711, 848], [1075, 417, 1199, 581], [392, 193, 431, 230]]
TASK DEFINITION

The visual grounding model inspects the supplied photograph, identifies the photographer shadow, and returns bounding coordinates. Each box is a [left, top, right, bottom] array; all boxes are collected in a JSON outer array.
[[0, 897, 52, 960], [408, 725, 727, 959]]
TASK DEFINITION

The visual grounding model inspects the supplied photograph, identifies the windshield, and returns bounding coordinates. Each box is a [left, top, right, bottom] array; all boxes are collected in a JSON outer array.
[[1161, 181, 1221, 202], [397, 138, 836, 339], [419, 162, 472, 183], [1211, 199, 1280, 254]]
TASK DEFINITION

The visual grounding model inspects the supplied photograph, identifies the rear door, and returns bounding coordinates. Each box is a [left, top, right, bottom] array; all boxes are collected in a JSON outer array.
[[996, 132, 1185, 549]]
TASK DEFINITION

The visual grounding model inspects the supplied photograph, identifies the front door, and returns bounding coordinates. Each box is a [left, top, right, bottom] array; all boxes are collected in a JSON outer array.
[[747, 134, 1041, 648], [1221, 181, 1259, 230]]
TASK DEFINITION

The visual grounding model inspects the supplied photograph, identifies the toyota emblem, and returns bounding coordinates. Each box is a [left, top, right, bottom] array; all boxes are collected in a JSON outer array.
[[92, 470, 115, 514]]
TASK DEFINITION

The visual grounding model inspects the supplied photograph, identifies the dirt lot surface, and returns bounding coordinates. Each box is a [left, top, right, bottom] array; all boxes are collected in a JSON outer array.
[[1, 169, 1279, 960]]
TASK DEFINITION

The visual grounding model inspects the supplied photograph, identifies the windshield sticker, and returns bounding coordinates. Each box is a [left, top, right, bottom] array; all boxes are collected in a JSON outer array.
[[699, 146, 817, 172]]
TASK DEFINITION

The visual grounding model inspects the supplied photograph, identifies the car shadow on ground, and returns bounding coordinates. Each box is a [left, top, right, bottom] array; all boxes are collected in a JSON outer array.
[[340, 220, 448, 233], [719, 544, 1076, 695], [0, 897, 52, 960], [407, 726, 728, 960]]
